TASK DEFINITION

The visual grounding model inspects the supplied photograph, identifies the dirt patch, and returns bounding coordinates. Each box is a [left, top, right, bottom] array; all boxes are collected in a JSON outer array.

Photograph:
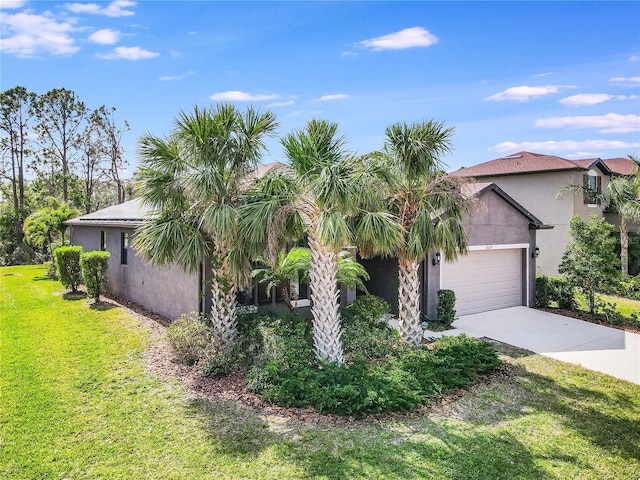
[[538, 307, 640, 334]]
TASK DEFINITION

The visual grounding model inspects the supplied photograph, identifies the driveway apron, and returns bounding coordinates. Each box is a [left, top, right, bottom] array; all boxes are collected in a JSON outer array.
[[435, 306, 640, 385]]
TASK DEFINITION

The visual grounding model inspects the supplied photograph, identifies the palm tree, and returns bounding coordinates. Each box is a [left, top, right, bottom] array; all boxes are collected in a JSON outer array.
[[134, 104, 278, 353], [603, 173, 640, 277], [240, 119, 401, 364], [252, 247, 370, 311], [379, 121, 470, 346]]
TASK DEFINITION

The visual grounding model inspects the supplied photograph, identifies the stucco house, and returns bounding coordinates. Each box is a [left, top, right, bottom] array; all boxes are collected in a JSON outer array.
[[452, 151, 637, 276], [68, 176, 548, 321]]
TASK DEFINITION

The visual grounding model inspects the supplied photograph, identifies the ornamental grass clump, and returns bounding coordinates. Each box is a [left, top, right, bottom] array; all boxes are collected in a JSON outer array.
[[54, 245, 83, 293], [80, 251, 110, 303]]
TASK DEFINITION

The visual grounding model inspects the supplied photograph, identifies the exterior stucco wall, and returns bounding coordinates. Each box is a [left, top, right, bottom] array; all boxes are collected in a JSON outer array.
[[69, 224, 200, 320], [362, 188, 537, 320], [424, 188, 537, 319], [476, 171, 606, 276]]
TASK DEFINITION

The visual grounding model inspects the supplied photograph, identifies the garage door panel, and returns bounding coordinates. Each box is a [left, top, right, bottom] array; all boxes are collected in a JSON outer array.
[[441, 248, 523, 316]]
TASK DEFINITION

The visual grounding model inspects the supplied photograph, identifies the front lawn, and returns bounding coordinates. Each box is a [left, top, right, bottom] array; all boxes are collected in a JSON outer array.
[[2, 265, 639, 479]]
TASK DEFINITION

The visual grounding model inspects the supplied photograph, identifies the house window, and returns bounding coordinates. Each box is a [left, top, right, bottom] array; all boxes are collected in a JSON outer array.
[[583, 173, 601, 206], [120, 232, 128, 265], [100, 231, 107, 251]]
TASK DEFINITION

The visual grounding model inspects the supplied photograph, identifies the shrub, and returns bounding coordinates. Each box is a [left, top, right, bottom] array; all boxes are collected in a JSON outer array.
[[247, 330, 500, 415], [594, 299, 626, 325], [340, 295, 391, 328], [54, 246, 83, 293], [536, 276, 576, 310], [202, 352, 236, 378], [342, 319, 405, 363], [535, 276, 552, 307], [80, 251, 110, 302], [437, 289, 456, 326], [166, 313, 211, 365], [9, 243, 36, 266]]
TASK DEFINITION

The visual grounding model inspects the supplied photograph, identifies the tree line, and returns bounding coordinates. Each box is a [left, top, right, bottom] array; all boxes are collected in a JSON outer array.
[[1, 86, 130, 264]]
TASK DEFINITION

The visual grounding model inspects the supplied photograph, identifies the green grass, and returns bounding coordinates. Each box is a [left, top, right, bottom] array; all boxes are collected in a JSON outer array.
[[2, 265, 640, 479], [597, 293, 640, 318]]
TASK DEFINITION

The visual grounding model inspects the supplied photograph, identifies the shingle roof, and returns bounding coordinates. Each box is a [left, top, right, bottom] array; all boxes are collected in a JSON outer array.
[[453, 151, 636, 178], [603, 157, 638, 176], [67, 162, 286, 227]]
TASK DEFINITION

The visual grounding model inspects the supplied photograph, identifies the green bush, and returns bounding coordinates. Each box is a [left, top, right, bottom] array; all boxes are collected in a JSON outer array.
[[340, 295, 391, 328], [166, 313, 211, 365], [342, 319, 405, 363], [437, 289, 456, 326], [80, 251, 110, 302], [54, 246, 83, 293], [202, 352, 236, 378], [536, 276, 576, 310], [245, 313, 501, 415]]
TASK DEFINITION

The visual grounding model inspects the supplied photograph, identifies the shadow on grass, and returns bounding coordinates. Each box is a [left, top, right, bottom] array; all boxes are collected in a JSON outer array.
[[187, 387, 550, 479], [32, 275, 55, 281], [456, 342, 640, 462], [89, 302, 116, 312], [62, 292, 87, 301], [188, 398, 275, 456]]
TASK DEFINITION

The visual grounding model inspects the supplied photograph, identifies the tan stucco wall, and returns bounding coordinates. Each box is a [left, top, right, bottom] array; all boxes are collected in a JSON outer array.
[[476, 171, 608, 276], [70, 225, 200, 320]]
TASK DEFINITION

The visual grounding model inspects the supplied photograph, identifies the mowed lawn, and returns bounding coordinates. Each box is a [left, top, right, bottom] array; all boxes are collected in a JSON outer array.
[[2, 265, 639, 480]]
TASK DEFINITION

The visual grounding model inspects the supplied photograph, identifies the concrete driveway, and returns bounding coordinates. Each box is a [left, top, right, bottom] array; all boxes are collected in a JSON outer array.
[[432, 306, 640, 385]]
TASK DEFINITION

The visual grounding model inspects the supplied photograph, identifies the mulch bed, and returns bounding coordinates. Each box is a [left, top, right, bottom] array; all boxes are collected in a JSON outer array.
[[91, 291, 517, 425], [537, 307, 640, 335]]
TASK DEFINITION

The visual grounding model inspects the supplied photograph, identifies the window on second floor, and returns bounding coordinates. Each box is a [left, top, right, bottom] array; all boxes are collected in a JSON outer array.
[[583, 173, 601, 206]]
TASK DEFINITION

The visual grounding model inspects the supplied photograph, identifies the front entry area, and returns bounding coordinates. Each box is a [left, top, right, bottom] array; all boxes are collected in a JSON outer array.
[[441, 247, 526, 316]]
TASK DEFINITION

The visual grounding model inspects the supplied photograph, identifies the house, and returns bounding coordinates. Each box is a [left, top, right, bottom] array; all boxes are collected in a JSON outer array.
[[360, 182, 548, 318], [452, 151, 637, 276], [68, 173, 548, 321]]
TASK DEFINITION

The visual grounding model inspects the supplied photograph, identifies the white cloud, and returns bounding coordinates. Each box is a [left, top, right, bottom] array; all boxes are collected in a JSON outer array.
[[559, 93, 638, 107], [629, 56, 639, 62], [65, 0, 136, 17], [484, 85, 574, 102], [0, 0, 27, 9], [491, 139, 640, 153], [314, 94, 350, 102], [266, 100, 295, 107], [210, 91, 278, 101], [535, 113, 640, 133], [88, 28, 120, 44], [159, 70, 196, 81], [534, 72, 553, 77], [97, 46, 158, 60], [0, 11, 79, 56], [359, 27, 438, 51], [610, 76, 640, 86]]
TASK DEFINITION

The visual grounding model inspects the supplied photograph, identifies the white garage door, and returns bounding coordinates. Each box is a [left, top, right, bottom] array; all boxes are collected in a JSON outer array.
[[441, 248, 523, 316]]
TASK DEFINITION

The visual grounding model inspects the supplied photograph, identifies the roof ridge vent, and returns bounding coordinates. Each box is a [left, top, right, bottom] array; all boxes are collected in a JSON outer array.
[[501, 155, 523, 160]]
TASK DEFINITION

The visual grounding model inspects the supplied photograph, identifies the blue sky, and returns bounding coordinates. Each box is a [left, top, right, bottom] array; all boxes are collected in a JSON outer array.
[[2, 0, 639, 175]]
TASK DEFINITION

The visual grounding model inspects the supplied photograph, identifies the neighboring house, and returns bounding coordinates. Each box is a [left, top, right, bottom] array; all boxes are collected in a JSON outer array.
[[452, 151, 637, 276], [361, 182, 548, 318]]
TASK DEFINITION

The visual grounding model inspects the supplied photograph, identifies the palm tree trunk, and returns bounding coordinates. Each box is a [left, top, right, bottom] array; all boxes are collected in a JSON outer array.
[[308, 236, 344, 364], [620, 217, 629, 277], [210, 249, 237, 354], [398, 254, 422, 346]]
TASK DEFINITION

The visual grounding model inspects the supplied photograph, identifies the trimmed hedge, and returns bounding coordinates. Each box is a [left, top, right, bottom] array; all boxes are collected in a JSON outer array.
[[437, 289, 457, 326], [80, 250, 110, 302], [54, 246, 83, 293]]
